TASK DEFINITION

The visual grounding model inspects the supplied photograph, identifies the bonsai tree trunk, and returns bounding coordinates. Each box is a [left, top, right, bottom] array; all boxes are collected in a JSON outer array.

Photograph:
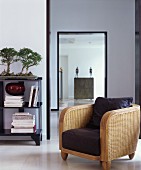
[[6, 63, 10, 74], [20, 66, 25, 74], [26, 67, 29, 74]]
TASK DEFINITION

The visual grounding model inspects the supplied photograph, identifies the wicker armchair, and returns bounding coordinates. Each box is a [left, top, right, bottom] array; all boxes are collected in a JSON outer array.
[[59, 104, 140, 170]]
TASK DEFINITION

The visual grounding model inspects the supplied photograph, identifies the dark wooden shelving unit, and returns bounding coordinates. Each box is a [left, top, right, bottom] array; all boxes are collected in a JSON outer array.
[[0, 77, 42, 145]]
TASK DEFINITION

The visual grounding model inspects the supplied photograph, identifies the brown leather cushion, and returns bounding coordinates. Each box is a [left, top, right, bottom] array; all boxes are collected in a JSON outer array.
[[62, 128, 100, 156]]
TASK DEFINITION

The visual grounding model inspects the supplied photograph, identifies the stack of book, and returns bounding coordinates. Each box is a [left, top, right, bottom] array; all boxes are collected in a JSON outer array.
[[4, 95, 24, 107], [11, 112, 36, 133]]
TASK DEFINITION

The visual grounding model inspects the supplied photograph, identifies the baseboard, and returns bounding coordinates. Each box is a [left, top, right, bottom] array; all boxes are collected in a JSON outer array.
[[51, 109, 59, 111]]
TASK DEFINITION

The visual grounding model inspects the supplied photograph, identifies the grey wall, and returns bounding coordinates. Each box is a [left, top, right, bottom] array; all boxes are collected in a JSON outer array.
[[51, 0, 135, 109]]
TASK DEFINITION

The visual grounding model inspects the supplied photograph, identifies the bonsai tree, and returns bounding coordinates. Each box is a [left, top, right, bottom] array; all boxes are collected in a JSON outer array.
[[18, 48, 42, 75], [0, 48, 18, 75]]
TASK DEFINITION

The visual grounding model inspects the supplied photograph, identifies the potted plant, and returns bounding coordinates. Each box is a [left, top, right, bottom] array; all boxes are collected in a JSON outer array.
[[0, 47, 18, 75], [18, 48, 42, 76]]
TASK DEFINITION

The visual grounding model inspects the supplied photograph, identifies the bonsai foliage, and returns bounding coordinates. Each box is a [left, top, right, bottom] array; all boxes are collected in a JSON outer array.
[[18, 48, 42, 74], [0, 48, 18, 75]]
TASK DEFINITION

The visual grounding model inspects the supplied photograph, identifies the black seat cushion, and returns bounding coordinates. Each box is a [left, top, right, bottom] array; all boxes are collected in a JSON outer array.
[[86, 97, 133, 129], [62, 128, 100, 156]]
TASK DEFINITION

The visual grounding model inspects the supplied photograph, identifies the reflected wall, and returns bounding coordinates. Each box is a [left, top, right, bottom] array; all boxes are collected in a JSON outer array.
[[58, 32, 107, 102]]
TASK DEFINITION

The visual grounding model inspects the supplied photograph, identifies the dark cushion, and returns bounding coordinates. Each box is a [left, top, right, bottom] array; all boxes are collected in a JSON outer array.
[[86, 97, 133, 129], [62, 128, 100, 156]]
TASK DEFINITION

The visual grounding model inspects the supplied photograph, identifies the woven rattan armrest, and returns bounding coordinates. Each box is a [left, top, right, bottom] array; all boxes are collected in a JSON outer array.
[[59, 104, 94, 149], [100, 104, 140, 162]]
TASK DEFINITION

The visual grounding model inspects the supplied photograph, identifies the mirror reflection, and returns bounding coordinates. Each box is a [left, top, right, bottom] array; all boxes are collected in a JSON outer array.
[[58, 32, 107, 109]]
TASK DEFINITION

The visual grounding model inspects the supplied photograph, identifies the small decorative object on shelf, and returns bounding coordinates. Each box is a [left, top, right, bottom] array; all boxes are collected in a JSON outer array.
[[89, 67, 92, 77], [75, 67, 79, 78], [60, 67, 63, 73], [59, 67, 63, 100], [5, 82, 25, 96]]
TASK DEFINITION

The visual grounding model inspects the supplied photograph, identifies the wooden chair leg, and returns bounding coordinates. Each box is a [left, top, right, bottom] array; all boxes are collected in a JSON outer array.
[[129, 152, 135, 160], [102, 161, 111, 170], [61, 150, 68, 160]]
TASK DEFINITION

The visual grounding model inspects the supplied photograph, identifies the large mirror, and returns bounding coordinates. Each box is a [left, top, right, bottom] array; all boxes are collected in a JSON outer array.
[[57, 32, 107, 110]]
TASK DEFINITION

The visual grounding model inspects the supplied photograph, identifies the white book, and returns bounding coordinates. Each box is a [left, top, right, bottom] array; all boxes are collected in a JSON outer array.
[[5, 98, 24, 101], [28, 86, 35, 107], [12, 119, 35, 123], [4, 102, 24, 104], [12, 115, 34, 120], [4, 101, 24, 104], [33, 86, 39, 107], [12, 124, 35, 128], [11, 128, 34, 133], [4, 104, 23, 107], [5, 95, 23, 100], [14, 112, 30, 115], [13, 113, 34, 116], [11, 122, 35, 127], [4, 104, 23, 106]]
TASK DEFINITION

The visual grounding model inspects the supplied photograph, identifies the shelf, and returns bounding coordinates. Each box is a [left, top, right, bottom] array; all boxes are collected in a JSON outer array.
[[0, 102, 43, 109], [0, 129, 42, 145], [0, 129, 42, 136], [0, 76, 42, 80]]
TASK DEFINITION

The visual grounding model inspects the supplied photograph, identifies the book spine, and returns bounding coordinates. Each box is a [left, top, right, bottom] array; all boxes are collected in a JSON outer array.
[[28, 86, 34, 107], [31, 88, 36, 107], [12, 116, 35, 120], [11, 128, 34, 133], [33, 86, 39, 107], [14, 112, 29, 115]]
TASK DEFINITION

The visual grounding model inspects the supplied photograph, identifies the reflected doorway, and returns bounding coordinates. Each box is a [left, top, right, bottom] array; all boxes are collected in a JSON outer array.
[[57, 32, 107, 110]]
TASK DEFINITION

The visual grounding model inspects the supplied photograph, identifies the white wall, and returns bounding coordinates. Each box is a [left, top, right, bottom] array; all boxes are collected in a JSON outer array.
[[51, 0, 135, 109], [60, 55, 68, 99], [0, 0, 46, 136]]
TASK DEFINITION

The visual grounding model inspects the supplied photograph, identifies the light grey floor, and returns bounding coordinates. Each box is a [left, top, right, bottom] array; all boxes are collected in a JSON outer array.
[[59, 99, 94, 111], [0, 110, 141, 170]]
